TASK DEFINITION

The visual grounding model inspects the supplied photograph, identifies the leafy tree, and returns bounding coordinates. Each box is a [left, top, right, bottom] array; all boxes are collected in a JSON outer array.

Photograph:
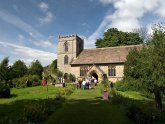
[[13, 75, 40, 88], [10, 60, 27, 79], [28, 60, 43, 79], [0, 57, 10, 97], [124, 24, 165, 111], [95, 28, 143, 48], [0, 57, 10, 82], [50, 59, 57, 70]]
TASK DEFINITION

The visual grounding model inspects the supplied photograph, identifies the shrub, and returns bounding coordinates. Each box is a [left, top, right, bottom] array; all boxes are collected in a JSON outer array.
[[100, 80, 110, 93], [115, 78, 144, 92], [13, 75, 40, 88], [0, 81, 10, 98], [21, 98, 64, 124]]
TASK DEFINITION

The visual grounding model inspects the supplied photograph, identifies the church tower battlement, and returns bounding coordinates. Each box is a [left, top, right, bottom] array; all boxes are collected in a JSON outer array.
[[57, 34, 84, 74]]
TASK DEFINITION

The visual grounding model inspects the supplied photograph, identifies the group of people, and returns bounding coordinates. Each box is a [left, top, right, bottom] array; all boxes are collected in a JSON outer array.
[[76, 76, 98, 89]]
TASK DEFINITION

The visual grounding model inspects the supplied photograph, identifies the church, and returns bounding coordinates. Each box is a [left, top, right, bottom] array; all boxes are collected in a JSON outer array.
[[57, 34, 143, 82]]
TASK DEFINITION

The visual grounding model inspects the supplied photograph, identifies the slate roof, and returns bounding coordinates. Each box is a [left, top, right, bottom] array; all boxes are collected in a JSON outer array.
[[71, 44, 144, 65]]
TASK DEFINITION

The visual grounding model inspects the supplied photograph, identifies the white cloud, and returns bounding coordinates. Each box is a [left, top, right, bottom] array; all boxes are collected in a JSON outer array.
[[86, 0, 165, 48], [0, 41, 56, 66], [0, 9, 44, 40], [18, 34, 25, 45], [34, 40, 52, 48], [39, 12, 54, 24], [155, 0, 165, 18], [38, 2, 54, 24], [39, 2, 49, 12]]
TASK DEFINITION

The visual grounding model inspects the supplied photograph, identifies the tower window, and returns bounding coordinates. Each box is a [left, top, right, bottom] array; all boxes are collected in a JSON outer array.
[[64, 41, 68, 52], [108, 66, 116, 76], [64, 55, 68, 64]]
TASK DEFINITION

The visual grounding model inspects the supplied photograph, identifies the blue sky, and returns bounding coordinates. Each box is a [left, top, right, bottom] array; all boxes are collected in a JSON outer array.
[[0, 0, 165, 66]]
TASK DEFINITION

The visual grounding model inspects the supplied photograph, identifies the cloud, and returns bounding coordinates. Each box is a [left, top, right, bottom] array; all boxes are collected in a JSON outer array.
[[0, 9, 54, 48], [0, 41, 56, 66], [0, 9, 44, 40], [17, 34, 25, 45], [155, 0, 165, 18], [39, 12, 54, 24], [86, 0, 165, 48], [38, 2, 54, 24], [34, 40, 52, 48], [39, 2, 49, 12]]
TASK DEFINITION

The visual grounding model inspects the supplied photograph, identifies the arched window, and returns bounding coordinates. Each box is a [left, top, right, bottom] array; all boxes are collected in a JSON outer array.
[[64, 55, 68, 64], [64, 41, 68, 52]]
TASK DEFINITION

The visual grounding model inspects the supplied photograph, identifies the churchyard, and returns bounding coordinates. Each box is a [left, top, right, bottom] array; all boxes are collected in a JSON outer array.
[[0, 84, 165, 124]]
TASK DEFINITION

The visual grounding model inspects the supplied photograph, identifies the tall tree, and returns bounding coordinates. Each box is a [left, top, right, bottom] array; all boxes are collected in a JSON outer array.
[[124, 24, 165, 111], [0, 57, 10, 82], [28, 60, 43, 79], [95, 28, 143, 48], [10, 60, 27, 79]]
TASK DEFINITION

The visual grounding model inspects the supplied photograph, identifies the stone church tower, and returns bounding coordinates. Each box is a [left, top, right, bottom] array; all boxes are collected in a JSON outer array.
[[57, 34, 84, 74]]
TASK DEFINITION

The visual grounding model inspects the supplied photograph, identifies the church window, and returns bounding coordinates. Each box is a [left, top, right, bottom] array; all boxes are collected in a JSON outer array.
[[108, 66, 116, 76], [64, 55, 68, 64], [64, 41, 68, 52], [80, 66, 90, 76]]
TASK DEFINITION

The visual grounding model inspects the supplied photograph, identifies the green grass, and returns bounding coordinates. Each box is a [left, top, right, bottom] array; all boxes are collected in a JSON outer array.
[[0, 86, 61, 104], [0, 86, 65, 123], [117, 91, 151, 100], [45, 88, 133, 124]]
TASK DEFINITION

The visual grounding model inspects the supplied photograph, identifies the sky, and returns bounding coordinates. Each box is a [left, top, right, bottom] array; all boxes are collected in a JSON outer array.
[[0, 0, 165, 66]]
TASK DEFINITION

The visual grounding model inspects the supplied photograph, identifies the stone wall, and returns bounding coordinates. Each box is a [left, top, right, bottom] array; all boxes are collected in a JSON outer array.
[[57, 35, 83, 74]]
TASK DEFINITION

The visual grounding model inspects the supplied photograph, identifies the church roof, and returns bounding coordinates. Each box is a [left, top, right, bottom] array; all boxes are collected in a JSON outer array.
[[71, 44, 144, 65]]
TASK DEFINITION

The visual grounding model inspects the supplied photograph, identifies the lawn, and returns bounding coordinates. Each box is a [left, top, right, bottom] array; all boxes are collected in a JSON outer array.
[[0, 86, 61, 104], [0, 86, 65, 123], [45, 87, 134, 124]]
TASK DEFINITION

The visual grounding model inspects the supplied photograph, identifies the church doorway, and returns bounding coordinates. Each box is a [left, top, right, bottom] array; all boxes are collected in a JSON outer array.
[[91, 72, 98, 81]]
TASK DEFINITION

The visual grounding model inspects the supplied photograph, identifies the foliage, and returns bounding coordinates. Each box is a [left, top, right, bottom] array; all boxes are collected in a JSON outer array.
[[124, 24, 165, 111], [0, 85, 75, 124], [28, 60, 43, 79], [0, 57, 10, 82], [13, 75, 40, 88], [0, 81, 10, 98], [110, 90, 165, 124], [0, 57, 11, 97], [115, 79, 144, 92], [100, 80, 110, 93], [67, 73, 76, 82], [21, 98, 64, 124], [95, 28, 143, 48], [10, 60, 27, 79], [49, 59, 57, 70]]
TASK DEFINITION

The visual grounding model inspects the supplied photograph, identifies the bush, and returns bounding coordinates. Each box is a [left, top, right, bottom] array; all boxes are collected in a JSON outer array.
[[0, 81, 10, 98], [115, 78, 144, 92], [21, 98, 64, 124], [13, 75, 40, 88]]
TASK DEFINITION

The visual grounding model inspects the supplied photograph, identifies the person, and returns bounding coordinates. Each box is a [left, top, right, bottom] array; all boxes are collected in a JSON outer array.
[[62, 78, 65, 87], [110, 82, 113, 89], [82, 79, 86, 90], [94, 78, 97, 86]]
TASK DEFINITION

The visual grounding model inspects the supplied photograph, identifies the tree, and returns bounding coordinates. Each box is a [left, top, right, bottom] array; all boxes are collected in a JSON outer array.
[[50, 59, 57, 70], [28, 60, 43, 79], [0, 57, 10, 82], [95, 28, 143, 48], [0, 57, 10, 97], [10, 60, 27, 79], [124, 24, 165, 111], [133, 27, 148, 42]]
